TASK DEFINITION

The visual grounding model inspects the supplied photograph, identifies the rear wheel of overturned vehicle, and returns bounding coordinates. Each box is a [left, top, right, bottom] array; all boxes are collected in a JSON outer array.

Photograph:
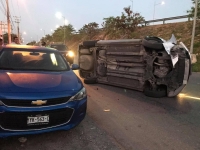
[[84, 78, 97, 84], [144, 84, 167, 98], [142, 36, 164, 50]]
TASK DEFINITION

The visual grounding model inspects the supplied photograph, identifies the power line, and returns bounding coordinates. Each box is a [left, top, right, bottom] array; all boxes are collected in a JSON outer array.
[[17, 0, 20, 17], [0, 0, 6, 36], [0, 4, 6, 15], [11, 0, 16, 15], [7, 0, 17, 33], [13, 16, 20, 42], [0, 0, 6, 12], [3, 0, 16, 33], [5, 0, 11, 43], [10, 14, 16, 33], [0, 0, 6, 28]]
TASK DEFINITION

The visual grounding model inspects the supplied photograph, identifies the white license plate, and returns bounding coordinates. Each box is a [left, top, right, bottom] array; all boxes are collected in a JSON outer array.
[[27, 115, 49, 125]]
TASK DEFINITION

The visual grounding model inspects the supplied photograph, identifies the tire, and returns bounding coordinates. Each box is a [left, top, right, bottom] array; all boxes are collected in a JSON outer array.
[[142, 36, 164, 50], [144, 86, 167, 98], [84, 78, 97, 84], [82, 40, 98, 47], [79, 55, 94, 71]]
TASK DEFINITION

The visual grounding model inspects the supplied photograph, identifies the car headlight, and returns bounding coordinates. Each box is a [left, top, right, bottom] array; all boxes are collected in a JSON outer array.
[[69, 87, 87, 101], [68, 51, 74, 57]]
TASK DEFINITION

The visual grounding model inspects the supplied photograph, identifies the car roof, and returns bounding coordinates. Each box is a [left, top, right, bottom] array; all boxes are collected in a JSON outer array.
[[1, 45, 58, 52]]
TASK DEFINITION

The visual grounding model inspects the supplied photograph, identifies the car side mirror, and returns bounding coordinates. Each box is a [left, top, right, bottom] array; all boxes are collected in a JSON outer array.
[[71, 64, 79, 70]]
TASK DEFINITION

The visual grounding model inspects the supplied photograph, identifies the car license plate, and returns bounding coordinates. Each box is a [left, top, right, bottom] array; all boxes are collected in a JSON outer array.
[[27, 115, 49, 125]]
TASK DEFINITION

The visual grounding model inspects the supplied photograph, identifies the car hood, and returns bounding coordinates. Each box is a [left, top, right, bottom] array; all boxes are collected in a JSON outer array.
[[0, 70, 82, 93]]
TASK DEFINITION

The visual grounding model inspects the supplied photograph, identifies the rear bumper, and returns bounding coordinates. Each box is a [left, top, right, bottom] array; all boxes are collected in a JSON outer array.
[[0, 98, 87, 138]]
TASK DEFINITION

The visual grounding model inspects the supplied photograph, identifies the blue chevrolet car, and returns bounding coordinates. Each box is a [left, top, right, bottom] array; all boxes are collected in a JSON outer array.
[[0, 45, 87, 138]]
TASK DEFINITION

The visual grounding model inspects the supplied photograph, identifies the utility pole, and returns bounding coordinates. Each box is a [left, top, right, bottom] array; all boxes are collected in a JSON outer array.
[[14, 16, 21, 43], [190, 0, 198, 54], [64, 16, 65, 44], [6, 0, 11, 44], [0, 21, 3, 40]]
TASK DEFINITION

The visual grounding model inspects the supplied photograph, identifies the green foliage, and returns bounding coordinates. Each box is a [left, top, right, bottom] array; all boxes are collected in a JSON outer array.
[[102, 6, 144, 38], [193, 42, 200, 54], [42, 24, 75, 44], [187, 0, 200, 19], [192, 56, 200, 72], [26, 40, 36, 45], [78, 22, 99, 39]]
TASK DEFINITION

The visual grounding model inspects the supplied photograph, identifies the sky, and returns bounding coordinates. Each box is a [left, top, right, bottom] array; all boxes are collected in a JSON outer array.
[[0, 0, 193, 44]]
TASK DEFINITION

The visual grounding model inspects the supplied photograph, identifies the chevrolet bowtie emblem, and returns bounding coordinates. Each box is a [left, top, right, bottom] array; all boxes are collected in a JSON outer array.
[[31, 100, 47, 105]]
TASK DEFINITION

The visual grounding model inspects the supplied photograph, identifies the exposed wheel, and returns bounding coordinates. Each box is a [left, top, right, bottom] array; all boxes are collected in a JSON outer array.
[[79, 55, 94, 71], [82, 40, 98, 47], [84, 78, 97, 84], [142, 36, 164, 50], [144, 86, 167, 98]]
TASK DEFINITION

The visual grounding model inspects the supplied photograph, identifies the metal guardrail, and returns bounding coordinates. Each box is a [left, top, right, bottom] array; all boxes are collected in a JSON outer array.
[[142, 15, 189, 25]]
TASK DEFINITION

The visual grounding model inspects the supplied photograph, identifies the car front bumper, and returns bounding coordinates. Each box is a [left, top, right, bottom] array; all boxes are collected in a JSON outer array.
[[0, 98, 87, 138]]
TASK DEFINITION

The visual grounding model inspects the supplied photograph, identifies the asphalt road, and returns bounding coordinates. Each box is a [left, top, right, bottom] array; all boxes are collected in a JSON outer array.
[[0, 72, 200, 150]]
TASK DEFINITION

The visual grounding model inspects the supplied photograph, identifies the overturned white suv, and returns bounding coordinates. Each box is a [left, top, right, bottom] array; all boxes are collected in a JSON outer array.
[[78, 35, 191, 97]]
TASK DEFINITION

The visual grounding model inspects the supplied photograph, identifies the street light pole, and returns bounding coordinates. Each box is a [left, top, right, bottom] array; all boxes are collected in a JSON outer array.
[[55, 12, 66, 44], [153, 1, 156, 20], [153, 1, 165, 20], [43, 30, 45, 37], [14, 16, 21, 43], [63, 16, 65, 44], [130, 0, 133, 13], [40, 29, 45, 37], [190, 0, 198, 54], [6, 0, 11, 44]]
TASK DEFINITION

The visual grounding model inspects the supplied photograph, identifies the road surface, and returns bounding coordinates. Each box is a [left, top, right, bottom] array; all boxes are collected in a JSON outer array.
[[0, 72, 200, 150]]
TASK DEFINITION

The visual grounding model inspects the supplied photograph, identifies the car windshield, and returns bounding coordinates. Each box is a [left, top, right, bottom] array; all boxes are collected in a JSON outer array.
[[50, 45, 68, 51], [0, 49, 69, 71]]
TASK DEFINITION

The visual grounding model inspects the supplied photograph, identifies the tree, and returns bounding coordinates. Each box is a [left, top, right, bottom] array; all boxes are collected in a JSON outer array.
[[79, 22, 99, 38], [102, 6, 144, 38], [43, 34, 53, 43], [27, 40, 36, 45], [40, 24, 75, 43], [102, 17, 118, 37], [187, 0, 200, 19]]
